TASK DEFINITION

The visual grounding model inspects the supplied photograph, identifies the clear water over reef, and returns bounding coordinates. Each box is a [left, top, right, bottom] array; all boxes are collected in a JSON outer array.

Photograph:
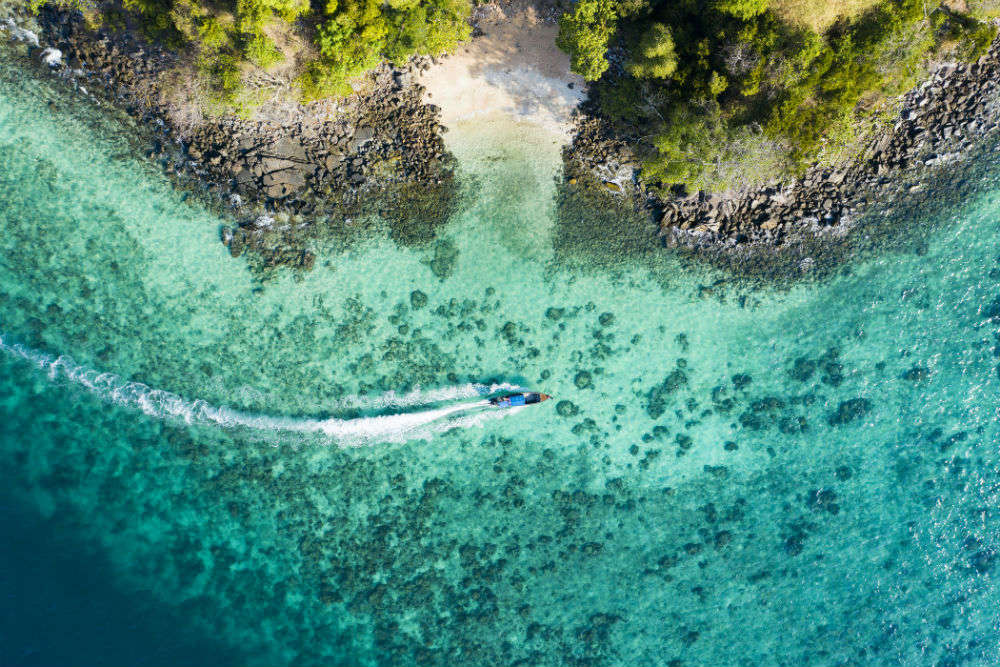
[[3, 54, 1000, 667]]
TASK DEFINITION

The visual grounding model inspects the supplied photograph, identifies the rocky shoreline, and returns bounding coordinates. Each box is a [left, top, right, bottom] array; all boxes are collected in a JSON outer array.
[[563, 30, 1000, 264], [8, 7, 459, 274], [5, 7, 1000, 278]]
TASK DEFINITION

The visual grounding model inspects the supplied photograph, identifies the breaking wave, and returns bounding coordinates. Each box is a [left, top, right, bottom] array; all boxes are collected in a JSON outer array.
[[0, 334, 524, 446]]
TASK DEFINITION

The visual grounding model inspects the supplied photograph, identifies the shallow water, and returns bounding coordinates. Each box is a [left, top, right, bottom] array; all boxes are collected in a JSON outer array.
[[3, 53, 1000, 667]]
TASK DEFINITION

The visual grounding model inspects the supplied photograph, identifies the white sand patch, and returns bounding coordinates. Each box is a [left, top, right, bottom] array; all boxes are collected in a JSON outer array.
[[418, 3, 585, 141]]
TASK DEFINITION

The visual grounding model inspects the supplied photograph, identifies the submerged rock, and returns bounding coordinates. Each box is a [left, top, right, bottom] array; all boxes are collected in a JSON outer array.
[[805, 488, 840, 515], [827, 398, 872, 425], [731, 373, 753, 390], [409, 290, 428, 309], [901, 364, 930, 381], [645, 369, 689, 419], [982, 295, 1000, 320], [778, 416, 809, 434], [784, 533, 806, 556], [788, 357, 816, 382], [751, 396, 785, 412], [969, 550, 997, 575], [820, 360, 845, 386], [556, 400, 579, 417], [425, 239, 458, 279]]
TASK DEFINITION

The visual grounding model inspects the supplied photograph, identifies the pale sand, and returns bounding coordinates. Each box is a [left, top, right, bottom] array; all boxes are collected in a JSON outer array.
[[417, 2, 586, 140]]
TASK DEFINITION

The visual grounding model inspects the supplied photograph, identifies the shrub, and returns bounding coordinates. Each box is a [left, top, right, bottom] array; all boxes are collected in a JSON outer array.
[[244, 32, 283, 69]]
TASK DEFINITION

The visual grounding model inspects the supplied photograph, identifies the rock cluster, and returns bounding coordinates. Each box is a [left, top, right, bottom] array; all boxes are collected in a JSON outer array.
[[30, 8, 457, 273], [165, 63, 452, 210], [564, 32, 1000, 256]]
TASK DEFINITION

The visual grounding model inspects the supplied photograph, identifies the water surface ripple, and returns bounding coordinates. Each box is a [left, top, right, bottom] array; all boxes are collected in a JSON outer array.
[[3, 53, 1000, 667]]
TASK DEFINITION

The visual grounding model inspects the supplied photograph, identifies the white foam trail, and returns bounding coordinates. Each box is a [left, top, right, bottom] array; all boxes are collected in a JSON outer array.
[[219, 400, 495, 441], [217, 380, 525, 415], [321, 382, 525, 411], [0, 334, 520, 446]]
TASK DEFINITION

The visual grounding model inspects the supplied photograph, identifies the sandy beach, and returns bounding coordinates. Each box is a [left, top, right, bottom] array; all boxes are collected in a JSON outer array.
[[417, 0, 585, 139]]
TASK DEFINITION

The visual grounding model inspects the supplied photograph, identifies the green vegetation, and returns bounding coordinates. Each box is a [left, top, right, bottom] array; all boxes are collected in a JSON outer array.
[[304, 0, 471, 97], [769, 0, 880, 32], [627, 22, 677, 78], [556, 0, 621, 80], [28, 0, 471, 112], [558, 0, 999, 192]]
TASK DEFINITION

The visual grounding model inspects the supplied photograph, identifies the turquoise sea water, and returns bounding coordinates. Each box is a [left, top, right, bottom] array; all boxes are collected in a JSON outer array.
[[3, 53, 1000, 667]]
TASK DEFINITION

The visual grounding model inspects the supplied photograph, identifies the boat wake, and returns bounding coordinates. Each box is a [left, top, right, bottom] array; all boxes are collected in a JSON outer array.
[[0, 334, 524, 446]]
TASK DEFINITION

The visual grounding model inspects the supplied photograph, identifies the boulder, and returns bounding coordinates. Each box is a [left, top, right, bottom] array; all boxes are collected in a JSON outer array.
[[261, 168, 306, 199], [260, 156, 296, 174], [264, 137, 308, 163], [353, 126, 375, 144], [324, 152, 344, 170]]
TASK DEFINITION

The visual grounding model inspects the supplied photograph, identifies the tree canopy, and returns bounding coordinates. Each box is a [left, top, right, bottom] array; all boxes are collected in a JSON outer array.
[[556, 0, 621, 81], [627, 22, 678, 79]]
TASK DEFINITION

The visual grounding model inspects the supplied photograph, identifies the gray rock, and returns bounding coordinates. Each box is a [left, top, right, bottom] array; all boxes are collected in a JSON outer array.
[[261, 168, 306, 199], [354, 126, 375, 143], [265, 137, 308, 163], [260, 156, 296, 174]]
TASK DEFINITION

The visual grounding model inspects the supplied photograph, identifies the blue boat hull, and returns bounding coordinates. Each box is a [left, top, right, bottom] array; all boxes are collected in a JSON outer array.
[[489, 392, 550, 408]]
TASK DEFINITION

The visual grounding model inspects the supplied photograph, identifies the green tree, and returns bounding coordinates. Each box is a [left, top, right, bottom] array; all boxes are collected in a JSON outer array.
[[310, 0, 470, 95], [714, 0, 769, 20], [236, 0, 309, 31], [383, 0, 471, 60], [557, 0, 619, 80], [628, 22, 678, 79]]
